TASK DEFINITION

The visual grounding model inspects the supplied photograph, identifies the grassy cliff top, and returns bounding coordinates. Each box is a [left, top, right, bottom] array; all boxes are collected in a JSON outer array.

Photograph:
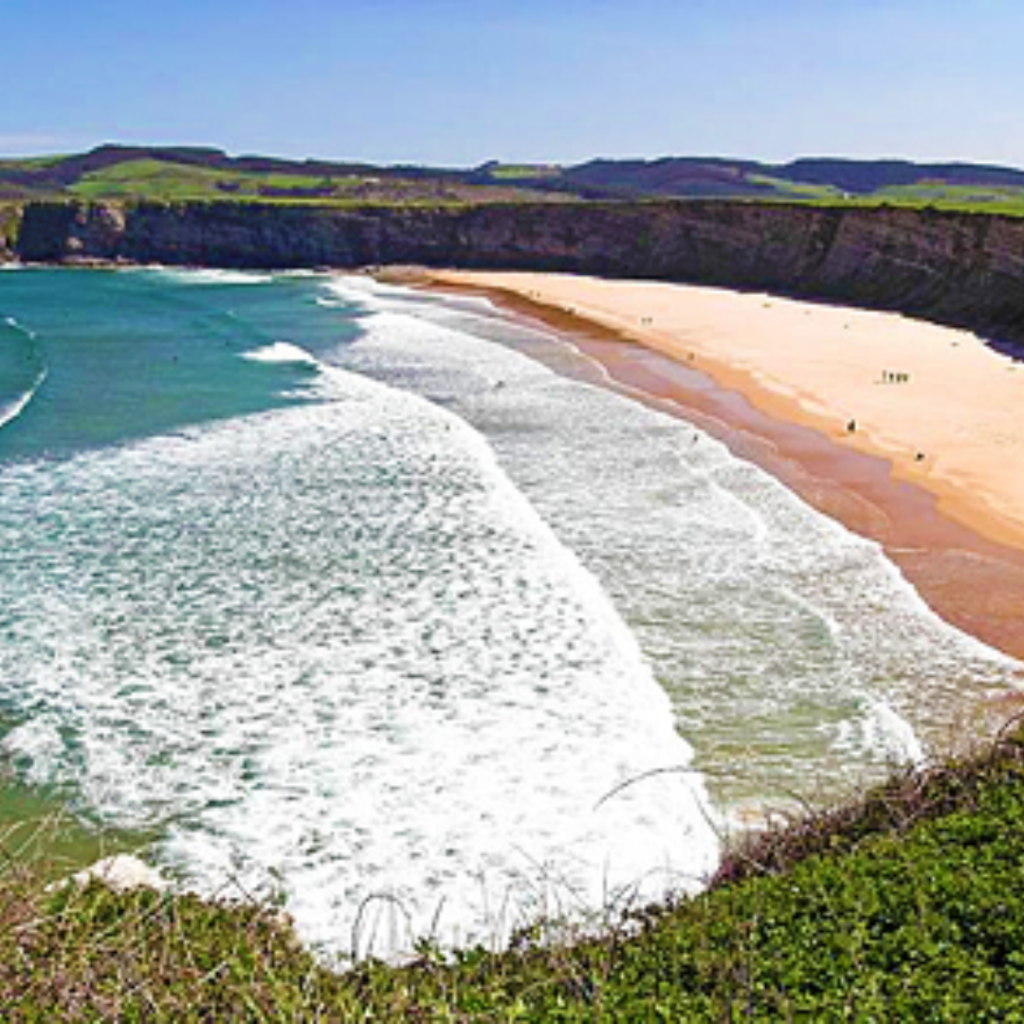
[[4, 718, 1024, 1019], [5, 145, 1024, 214]]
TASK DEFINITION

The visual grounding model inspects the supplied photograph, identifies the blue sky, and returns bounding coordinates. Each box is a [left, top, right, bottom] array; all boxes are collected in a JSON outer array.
[[4, 0, 1023, 167]]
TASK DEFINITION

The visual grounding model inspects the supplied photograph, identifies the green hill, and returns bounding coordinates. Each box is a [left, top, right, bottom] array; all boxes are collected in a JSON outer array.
[[0, 145, 565, 206], [6, 145, 1024, 213]]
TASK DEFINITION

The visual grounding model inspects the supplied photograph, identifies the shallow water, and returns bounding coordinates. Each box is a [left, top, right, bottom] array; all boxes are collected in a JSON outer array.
[[331, 279, 1021, 805]]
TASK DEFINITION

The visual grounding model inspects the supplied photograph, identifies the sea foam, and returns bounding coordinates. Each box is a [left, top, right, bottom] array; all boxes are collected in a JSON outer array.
[[0, 313, 46, 432], [0, 368, 47, 432], [0, 338, 720, 959], [330, 276, 1022, 813], [241, 341, 321, 367], [3, 267, 1021, 965], [152, 268, 277, 286]]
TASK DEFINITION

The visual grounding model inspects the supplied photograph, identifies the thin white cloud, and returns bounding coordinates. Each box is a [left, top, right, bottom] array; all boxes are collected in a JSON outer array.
[[0, 133, 78, 157]]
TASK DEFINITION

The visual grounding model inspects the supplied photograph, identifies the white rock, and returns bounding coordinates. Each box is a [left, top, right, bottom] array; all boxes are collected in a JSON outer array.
[[65, 854, 167, 893]]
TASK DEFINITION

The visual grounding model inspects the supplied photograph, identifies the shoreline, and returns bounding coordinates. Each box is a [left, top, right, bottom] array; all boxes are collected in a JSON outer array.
[[407, 268, 1024, 666], [10, 260, 1024, 662]]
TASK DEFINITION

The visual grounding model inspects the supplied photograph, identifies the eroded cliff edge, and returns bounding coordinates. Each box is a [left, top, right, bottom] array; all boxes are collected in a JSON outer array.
[[5, 199, 1024, 345]]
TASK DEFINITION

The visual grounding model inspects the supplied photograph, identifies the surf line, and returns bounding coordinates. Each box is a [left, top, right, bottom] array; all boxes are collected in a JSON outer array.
[[0, 369, 47, 432]]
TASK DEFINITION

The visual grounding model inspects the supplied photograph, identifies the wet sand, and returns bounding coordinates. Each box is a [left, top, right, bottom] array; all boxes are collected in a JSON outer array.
[[410, 269, 1024, 664]]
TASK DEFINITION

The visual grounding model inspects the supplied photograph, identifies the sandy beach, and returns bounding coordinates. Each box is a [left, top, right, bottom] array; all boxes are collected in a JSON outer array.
[[419, 269, 1024, 664]]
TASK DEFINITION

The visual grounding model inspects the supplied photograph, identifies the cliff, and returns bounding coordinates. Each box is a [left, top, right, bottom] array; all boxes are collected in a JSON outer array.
[[7, 199, 1024, 345]]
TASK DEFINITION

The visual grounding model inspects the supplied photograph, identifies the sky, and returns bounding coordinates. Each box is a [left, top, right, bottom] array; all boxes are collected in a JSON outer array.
[[4, 0, 1023, 168]]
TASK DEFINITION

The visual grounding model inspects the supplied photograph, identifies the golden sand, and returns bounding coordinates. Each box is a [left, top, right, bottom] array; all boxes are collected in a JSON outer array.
[[432, 271, 1024, 551], [419, 269, 1024, 661]]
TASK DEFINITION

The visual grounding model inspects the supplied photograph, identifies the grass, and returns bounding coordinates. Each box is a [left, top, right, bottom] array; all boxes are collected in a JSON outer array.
[[8, 148, 1024, 214], [11, 151, 1024, 214], [0, 157, 68, 201], [0, 203, 22, 246], [871, 183, 1024, 217], [798, 191, 1024, 218], [60, 159, 562, 207], [485, 164, 564, 181], [3, 718, 1024, 1018], [745, 173, 842, 201], [67, 159, 364, 203]]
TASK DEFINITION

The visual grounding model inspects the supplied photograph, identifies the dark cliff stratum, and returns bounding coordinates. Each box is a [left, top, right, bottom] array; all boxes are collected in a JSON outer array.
[[4, 200, 1024, 347]]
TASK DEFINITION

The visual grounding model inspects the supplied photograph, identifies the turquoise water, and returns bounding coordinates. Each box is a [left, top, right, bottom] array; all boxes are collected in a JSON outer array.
[[0, 269, 356, 459], [0, 267, 1018, 959]]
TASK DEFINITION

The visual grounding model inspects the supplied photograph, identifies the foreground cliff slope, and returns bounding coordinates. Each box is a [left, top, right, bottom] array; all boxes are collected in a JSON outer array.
[[5, 198, 1024, 346], [5, 725, 1024, 1018]]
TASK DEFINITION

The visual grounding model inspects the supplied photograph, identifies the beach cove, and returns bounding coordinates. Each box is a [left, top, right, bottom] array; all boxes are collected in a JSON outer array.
[[421, 270, 1024, 665], [2, 265, 1022, 959]]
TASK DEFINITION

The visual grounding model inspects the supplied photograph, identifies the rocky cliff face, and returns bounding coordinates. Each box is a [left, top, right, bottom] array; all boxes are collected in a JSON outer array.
[[8, 200, 1024, 344]]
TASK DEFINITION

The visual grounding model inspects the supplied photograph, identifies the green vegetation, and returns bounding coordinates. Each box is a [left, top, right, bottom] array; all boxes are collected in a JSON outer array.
[[64, 158, 464, 205], [872, 182, 1024, 216], [4, 720, 1024, 1018], [0, 150, 564, 207], [62, 158, 495, 206], [8, 146, 1024, 213], [0, 871, 346, 1018], [801, 192, 1024, 218], [0, 156, 68, 169], [0, 182, 61, 202], [486, 163, 564, 181], [0, 157, 68, 200], [67, 159, 365, 202], [0, 203, 22, 246], [746, 173, 841, 201]]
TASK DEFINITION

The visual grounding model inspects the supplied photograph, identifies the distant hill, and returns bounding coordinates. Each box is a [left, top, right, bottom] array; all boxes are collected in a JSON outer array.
[[0, 145, 562, 206], [776, 157, 1024, 193], [549, 157, 1024, 213], [3, 145, 1024, 214]]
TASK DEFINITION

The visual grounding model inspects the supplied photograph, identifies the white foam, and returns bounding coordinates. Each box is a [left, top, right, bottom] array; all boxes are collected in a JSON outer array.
[[241, 341, 321, 367], [0, 368, 46, 432], [327, 275, 495, 316], [5, 270, 1021, 963], [328, 276, 425, 305], [151, 268, 276, 286], [0, 354, 720, 959], [3, 315, 36, 340], [1, 718, 64, 786], [331, 278, 1020, 806]]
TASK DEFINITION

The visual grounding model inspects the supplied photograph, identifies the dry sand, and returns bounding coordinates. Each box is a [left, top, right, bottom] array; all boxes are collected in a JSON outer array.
[[419, 269, 1024, 662]]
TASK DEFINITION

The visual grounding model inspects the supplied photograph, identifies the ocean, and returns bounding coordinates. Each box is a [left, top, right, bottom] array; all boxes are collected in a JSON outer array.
[[0, 267, 1018, 958]]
